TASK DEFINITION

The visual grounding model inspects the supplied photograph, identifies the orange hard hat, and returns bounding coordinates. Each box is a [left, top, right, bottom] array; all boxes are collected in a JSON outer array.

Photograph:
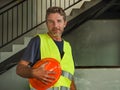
[[29, 58, 61, 90]]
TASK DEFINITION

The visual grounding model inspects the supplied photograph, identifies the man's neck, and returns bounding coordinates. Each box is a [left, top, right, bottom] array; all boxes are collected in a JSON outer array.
[[48, 32, 62, 41]]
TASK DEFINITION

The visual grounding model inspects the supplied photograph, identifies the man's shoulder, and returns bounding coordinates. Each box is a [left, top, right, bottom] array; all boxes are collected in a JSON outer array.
[[32, 35, 40, 41], [28, 35, 40, 45]]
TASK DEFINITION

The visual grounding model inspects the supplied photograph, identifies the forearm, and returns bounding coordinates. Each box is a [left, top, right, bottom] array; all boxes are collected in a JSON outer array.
[[70, 80, 76, 90], [16, 63, 33, 78]]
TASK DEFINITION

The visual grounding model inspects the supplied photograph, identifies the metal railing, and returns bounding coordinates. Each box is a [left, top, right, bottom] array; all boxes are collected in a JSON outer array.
[[0, 0, 82, 49], [0, 0, 17, 10]]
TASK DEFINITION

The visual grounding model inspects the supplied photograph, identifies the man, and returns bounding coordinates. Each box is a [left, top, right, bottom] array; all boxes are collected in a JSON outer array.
[[16, 6, 76, 90]]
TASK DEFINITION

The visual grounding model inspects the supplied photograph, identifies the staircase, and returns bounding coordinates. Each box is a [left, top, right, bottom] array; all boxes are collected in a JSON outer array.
[[0, 0, 102, 64], [0, 0, 120, 90], [0, 37, 32, 62], [0, 0, 105, 75]]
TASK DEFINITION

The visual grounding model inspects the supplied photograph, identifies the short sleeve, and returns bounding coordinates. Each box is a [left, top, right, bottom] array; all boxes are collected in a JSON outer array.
[[21, 36, 40, 64]]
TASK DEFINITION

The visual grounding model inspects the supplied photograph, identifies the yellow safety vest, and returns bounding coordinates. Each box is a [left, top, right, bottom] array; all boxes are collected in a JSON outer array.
[[30, 33, 75, 90]]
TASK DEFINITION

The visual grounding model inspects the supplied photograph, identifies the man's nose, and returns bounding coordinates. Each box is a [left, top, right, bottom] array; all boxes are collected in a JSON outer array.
[[54, 22, 58, 27]]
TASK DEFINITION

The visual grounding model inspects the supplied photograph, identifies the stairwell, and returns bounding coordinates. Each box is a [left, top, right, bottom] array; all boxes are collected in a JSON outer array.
[[1, 0, 120, 90], [0, 0, 102, 90], [0, 0, 101, 64]]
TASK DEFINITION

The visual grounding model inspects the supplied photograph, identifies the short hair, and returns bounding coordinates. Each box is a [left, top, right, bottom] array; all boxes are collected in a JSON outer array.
[[46, 6, 66, 21]]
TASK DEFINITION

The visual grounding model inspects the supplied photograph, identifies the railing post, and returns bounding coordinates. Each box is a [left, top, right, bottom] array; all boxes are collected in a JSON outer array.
[[50, 0, 52, 7]]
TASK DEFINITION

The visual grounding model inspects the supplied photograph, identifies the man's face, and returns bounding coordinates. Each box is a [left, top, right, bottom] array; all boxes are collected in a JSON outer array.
[[46, 13, 67, 37]]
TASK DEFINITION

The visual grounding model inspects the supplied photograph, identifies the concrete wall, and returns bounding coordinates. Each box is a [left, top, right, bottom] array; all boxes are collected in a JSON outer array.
[[0, 66, 120, 90], [0, 66, 30, 90], [64, 20, 120, 66], [75, 68, 120, 90]]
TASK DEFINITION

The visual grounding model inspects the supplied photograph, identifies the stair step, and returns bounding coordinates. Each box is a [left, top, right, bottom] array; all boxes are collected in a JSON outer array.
[[79, 0, 102, 14], [0, 0, 102, 62], [67, 0, 99, 21], [0, 44, 25, 62], [24, 37, 32, 45], [70, 9, 81, 16], [65, 0, 90, 16], [67, 0, 101, 20], [12, 44, 26, 52], [66, 15, 74, 21], [0, 52, 17, 63], [36, 23, 48, 34], [0, 37, 32, 63]]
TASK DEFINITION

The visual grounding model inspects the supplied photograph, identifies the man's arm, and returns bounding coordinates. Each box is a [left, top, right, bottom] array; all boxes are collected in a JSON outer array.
[[70, 79, 76, 90], [16, 60, 56, 84], [16, 60, 33, 78]]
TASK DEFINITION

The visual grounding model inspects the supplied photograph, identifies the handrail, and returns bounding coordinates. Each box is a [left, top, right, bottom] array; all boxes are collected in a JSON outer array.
[[0, 0, 23, 10], [65, 0, 82, 11], [0, 0, 83, 49], [0, 0, 26, 14], [0, 0, 16, 10]]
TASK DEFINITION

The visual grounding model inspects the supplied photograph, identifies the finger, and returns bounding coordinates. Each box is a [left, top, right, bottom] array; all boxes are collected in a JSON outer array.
[[43, 72, 56, 79], [41, 80, 51, 85], [41, 76, 55, 85], [47, 71, 56, 75], [49, 66, 57, 71], [45, 75, 55, 80], [41, 79, 49, 85], [37, 73, 55, 81], [41, 61, 49, 67], [38, 61, 49, 69]]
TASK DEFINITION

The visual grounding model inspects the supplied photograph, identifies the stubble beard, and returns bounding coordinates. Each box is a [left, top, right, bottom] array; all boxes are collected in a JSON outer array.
[[50, 28, 63, 37], [50, 31, 61, 38]]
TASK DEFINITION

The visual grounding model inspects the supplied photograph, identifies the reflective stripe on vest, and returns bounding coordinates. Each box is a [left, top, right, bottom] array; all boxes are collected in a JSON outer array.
[[47, 86, 70, 90], [30, 86, 70, 90], [62, 70, 72, 81], [30, 70, 73, 90]]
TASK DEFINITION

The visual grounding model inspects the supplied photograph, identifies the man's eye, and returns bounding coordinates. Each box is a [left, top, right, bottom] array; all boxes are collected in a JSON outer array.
[[58, 20, 62, 23]]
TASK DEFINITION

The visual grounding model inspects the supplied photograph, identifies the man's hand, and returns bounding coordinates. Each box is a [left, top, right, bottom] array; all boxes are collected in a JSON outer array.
[[32, 62, 56, 85]]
